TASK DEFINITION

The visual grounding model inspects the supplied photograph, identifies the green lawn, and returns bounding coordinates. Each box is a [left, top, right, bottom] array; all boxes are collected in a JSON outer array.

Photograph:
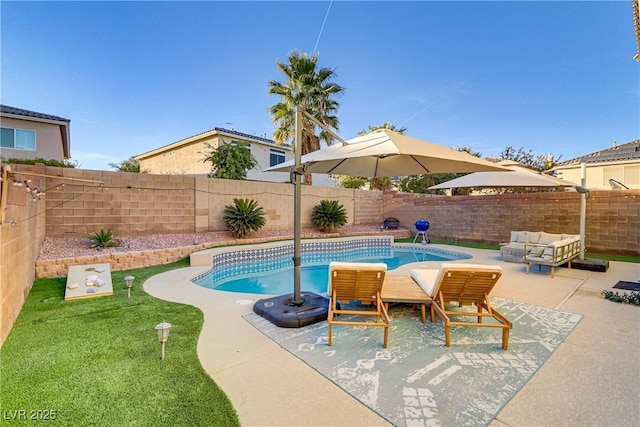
[[395, 237, 502, 250], [0, 259, 239, 426]]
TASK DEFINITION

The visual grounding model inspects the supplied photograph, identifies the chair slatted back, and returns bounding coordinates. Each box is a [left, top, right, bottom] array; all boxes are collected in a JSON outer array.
[[329, 262, 387, 305], [432, 265, 502, 306], [331, 269, 386, 305], [327, 262, 390, 348]]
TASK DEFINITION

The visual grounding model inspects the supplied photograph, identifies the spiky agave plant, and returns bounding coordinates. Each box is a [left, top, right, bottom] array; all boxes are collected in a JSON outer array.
[[223, 198, 266, 238], [88, 229, 118, 248], [311, 199, 348, 232]]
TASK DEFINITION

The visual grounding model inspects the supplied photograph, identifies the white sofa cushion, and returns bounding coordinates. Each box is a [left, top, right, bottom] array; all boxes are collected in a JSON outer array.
[[562, 234, 579, 241], [538, 232, 563, 245], [510, 231, 527, 243], [529, 246, 545, 257]]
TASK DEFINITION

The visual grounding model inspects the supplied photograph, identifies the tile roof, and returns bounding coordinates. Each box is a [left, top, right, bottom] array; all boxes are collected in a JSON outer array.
[[0, 104, 70, 123], [555, 140, 640, 167], [214, 127, 276, 145]]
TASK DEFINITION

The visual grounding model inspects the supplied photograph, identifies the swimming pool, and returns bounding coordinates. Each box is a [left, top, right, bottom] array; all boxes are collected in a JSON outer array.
[[191, 236, 471, 295]]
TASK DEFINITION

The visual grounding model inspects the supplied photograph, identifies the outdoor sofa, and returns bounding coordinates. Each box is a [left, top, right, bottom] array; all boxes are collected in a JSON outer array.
[[500, 231, 581, 278]]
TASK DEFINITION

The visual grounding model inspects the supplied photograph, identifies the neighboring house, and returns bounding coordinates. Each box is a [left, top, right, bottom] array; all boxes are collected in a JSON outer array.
[[554, 140, 640, 190], [135, 127, 338, 186], [0, 105, 70, 161]]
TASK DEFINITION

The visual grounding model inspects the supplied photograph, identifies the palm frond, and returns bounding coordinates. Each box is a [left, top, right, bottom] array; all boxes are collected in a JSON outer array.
[[267, 50, 345, 157]]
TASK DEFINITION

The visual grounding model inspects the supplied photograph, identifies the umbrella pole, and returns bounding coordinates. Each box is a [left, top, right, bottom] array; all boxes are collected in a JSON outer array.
[[292, 105, 303, 305], [579, 163, 586, 260], [251, 105, 329, 326]]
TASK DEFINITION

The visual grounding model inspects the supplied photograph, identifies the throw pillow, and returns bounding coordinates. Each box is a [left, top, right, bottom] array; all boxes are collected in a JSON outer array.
[[529, 246, 544, 257]]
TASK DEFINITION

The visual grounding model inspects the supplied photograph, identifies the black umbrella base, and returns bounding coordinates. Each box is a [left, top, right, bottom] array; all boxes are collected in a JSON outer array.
[[253, 292, 329, 328], [571, 258, 609, 272]]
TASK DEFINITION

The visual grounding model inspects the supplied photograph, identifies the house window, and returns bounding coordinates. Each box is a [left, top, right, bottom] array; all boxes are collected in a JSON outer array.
[[270, 149, 286, 166], [1, 127, 36, 150], [230, 140, 251, 154]]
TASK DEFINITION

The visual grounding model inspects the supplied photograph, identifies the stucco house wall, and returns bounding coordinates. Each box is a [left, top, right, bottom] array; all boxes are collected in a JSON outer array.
[[556, 160, 640, 190], [554, 140, 640, 190], [135, 127, 293, 181], [137, 136, 213, 175], [0, 105, 70, 162], [135, 127, 338, 187]]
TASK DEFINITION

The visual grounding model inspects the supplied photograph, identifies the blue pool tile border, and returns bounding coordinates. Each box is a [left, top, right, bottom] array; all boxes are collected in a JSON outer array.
[[191, 237, 471, 288]]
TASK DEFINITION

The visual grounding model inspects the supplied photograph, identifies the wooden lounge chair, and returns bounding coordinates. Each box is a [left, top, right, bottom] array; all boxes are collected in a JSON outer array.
[[410, 263, 512, 350], [327, 262, 391, 348]]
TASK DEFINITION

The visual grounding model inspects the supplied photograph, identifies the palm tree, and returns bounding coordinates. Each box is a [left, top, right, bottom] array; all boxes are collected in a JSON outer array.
[[359, 121, 407, 135], [268, 50, 344, 184]]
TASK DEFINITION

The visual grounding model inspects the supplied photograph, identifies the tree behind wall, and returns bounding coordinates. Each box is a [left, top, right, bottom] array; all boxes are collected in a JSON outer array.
[[499, 146, 561, 171], [201, 141, 257, 180], [109, 156, 144, 172]]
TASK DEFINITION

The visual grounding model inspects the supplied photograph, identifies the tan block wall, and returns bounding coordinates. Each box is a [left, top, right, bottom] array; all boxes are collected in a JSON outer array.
[[0, 163, 47, 346], [194, 178, 371, 232], [354, 189, 384, 225], [43, 169, 377, 237], [383, 190, 640, 257], [44, 167, 196, 237]]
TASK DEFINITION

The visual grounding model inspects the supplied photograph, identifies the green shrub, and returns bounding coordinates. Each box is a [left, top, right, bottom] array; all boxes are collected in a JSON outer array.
[[88, 229, 118, 248], [311, 199, 348, 232], [201, 141, 257, 180], [2, 156, 79, 168], [223, 198, 266, 238]]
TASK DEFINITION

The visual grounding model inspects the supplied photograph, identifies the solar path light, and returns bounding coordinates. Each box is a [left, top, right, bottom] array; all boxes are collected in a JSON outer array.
[[124, 275, 135, 299], [154, 322, 171, 360]]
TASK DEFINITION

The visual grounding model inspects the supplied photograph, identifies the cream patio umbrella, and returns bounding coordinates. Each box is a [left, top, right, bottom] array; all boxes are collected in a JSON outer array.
[[428, 160, 578, 190], [268, 129, 509, 176], [256, 110, 509, 328], [428, 160, 589, 260], [428, 160, 590, 262]]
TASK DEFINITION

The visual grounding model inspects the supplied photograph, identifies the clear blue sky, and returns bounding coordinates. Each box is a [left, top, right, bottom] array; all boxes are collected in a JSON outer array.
[[2, 1, 638, 171]]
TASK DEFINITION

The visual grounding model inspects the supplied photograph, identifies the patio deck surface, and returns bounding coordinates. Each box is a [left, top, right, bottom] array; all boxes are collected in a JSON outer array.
[[143, 245, 639, 426]]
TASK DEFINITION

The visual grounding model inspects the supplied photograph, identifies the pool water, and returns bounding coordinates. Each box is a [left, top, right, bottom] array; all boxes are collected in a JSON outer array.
[[193, 247, 469, 295]]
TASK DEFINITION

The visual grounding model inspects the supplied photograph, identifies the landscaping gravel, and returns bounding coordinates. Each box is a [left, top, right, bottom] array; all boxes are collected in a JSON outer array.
[[37, 225, 389, 260]]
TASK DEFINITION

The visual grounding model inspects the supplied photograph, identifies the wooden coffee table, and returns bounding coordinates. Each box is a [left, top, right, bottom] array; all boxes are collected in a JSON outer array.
[[381, 274, 432, 323]]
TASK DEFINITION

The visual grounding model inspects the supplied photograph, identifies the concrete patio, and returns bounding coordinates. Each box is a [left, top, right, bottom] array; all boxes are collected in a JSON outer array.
[[144, 245, 639, 426]]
